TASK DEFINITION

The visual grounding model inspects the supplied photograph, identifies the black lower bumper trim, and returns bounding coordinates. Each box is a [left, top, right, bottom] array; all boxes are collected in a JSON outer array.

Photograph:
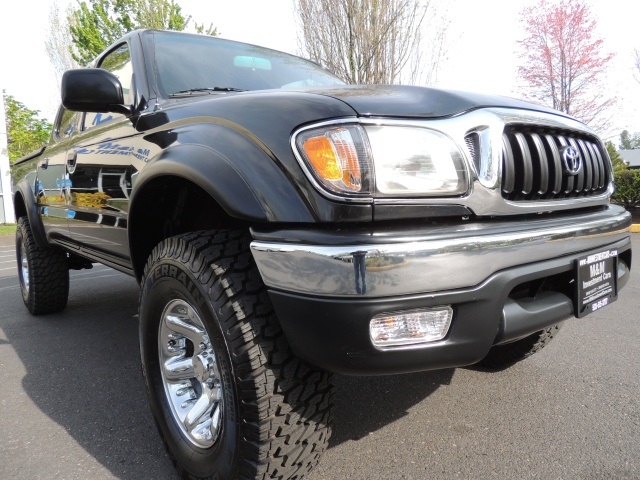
[[268, 237, 631, 375], [496, 292, 573, 345]]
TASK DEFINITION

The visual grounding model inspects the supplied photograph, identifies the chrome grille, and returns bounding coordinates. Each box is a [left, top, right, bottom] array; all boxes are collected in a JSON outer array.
[[465, 133, 480, 173], [501, 126, 609, 201]]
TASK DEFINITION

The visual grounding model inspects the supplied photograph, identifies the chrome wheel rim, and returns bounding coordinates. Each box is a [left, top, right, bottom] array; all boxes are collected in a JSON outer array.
[[158, 299, 223, 448], [19, 241, 29, 293]]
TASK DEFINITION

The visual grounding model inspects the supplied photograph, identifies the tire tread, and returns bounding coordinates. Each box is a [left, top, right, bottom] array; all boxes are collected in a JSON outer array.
[[17, 217, 69, 314], [140, 229, 332, 480]]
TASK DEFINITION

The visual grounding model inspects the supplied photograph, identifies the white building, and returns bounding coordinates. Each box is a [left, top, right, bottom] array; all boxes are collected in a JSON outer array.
[[620, 149, 640, 169]]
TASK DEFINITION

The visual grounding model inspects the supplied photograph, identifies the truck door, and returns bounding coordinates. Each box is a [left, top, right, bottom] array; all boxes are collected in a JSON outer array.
[[66, 42, 142, 262], [36, 108, 81, 241]]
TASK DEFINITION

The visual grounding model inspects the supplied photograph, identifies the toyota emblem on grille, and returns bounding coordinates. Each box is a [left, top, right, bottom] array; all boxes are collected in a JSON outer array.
[[560, 145, 582, 175]]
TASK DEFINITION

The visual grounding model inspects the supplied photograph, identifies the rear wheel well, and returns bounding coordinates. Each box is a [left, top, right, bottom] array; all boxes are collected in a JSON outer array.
[[129, 176, 249, 280]]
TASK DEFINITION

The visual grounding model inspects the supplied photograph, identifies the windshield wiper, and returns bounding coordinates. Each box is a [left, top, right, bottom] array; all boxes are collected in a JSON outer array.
[[170, 87, 247, 96]]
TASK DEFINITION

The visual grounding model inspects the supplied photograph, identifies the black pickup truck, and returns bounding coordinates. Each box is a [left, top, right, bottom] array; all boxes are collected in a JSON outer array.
[[11, 30, 632, 480]]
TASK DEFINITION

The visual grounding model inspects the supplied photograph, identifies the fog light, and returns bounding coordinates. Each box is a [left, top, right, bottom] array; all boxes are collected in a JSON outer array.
[[370, 306, 453, 348]]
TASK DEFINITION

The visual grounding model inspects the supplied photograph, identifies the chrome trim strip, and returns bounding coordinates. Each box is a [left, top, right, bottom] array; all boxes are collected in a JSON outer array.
[[290, 108, 613, 215], [251, 206, 631, 298]]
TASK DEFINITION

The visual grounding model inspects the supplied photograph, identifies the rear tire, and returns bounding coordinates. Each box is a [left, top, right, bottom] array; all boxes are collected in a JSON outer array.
[[475, 324, 562, 370], [139, 230, 333, 480], [16, 216, 69, 314]]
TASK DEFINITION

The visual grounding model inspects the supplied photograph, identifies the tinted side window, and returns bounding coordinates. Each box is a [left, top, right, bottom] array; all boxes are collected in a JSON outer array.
[[54, 107, 80, 141], [84, 43, 133, 130]]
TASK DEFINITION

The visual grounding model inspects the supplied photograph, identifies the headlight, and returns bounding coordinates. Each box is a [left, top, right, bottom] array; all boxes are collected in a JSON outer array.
[[294, 123, 468, 198], [364, 126, 468, 197]]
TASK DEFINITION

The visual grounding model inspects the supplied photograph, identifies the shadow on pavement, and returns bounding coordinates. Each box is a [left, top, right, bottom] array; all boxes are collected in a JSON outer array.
[[330, 369, 454, 447], [1, 274, 178, 479], [2, 270, 453, 478]]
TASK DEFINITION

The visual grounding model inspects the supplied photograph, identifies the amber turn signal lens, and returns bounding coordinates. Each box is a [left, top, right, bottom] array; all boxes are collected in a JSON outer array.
[[296, 125, 369, 195], [301, 128, 363, 193], [302, 136, 343, 181]]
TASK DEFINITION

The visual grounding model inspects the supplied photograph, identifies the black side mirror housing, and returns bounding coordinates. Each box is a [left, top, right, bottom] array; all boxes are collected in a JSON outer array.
[[61, 68, 131, 115]]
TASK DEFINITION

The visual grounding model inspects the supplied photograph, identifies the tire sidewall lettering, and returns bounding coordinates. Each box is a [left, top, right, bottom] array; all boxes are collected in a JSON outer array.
[[146, 262, 206, 310]]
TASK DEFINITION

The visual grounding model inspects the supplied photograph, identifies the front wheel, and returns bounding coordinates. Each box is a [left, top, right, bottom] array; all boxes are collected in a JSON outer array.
[[139, 230, 333, 480]]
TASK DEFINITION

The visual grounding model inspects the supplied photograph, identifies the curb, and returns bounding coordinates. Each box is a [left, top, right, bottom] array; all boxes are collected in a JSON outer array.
[[631, 224, 640, 233]]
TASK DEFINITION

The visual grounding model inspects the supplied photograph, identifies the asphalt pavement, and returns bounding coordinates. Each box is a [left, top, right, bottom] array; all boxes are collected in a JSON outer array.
[[0, 234, 638, 480]]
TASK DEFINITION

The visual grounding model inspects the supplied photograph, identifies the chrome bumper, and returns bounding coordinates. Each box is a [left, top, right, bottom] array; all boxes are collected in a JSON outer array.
[[250, 205, 632, 298]]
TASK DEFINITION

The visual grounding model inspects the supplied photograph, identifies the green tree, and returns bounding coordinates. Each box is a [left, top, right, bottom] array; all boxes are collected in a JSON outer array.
[[608, 141, 640, 211], [611, 169, 640, 209], [69, 0, 217, 65], [620, 130, 632, 149], [3, 93, 52, 163], [607, 141, 627, 178], [619, 129, 640, 150]]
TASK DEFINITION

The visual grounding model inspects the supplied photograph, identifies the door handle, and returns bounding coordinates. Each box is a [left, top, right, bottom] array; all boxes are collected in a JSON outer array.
[[67, 152, 77, 168], [67, 151, 77, 173], [39, 157, 49, 170]]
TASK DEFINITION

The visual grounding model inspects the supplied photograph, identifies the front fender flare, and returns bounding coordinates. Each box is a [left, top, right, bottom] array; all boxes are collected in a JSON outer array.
[[129, 142, 315, 223]]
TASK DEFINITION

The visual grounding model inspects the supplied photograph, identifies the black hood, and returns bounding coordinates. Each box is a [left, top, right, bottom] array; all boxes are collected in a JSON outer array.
[[297, 85, 571, 120]]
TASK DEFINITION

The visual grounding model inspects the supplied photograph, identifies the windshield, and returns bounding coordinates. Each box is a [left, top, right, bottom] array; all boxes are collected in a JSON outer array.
[[151, 31, 345, 96]]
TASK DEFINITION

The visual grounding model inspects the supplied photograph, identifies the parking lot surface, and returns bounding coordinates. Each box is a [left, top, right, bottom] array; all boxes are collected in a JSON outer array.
[[1, 234, 638, 480]]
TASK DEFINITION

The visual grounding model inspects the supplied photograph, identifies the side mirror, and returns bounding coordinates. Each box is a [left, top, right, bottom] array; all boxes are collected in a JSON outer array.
[[61, 68, 131, 115]]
